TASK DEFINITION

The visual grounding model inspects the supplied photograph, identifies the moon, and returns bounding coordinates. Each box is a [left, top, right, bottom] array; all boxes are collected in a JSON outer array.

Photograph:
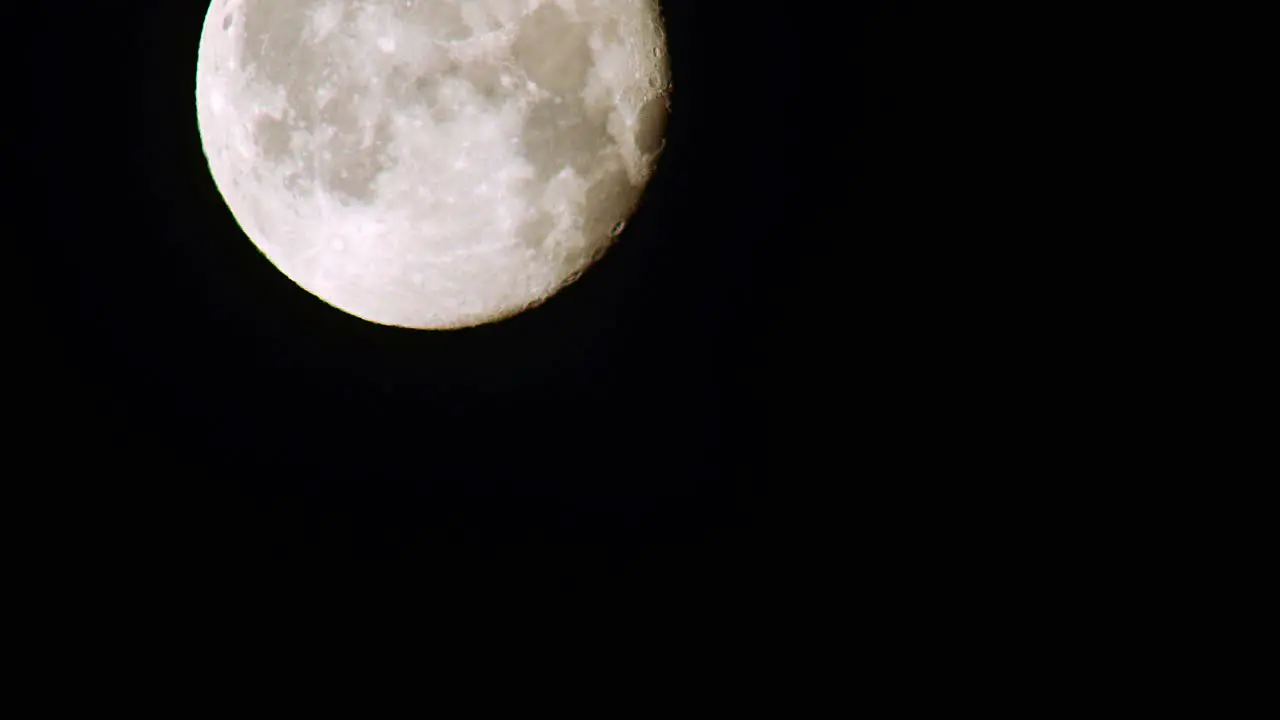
[[195, 0, 670, 329]]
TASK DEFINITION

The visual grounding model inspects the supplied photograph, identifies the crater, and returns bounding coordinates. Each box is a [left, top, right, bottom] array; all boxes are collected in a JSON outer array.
[[633, 96, 669, 156], [581, 167, 641, 245]]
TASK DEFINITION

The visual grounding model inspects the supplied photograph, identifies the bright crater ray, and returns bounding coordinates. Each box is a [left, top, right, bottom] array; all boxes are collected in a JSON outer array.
[[195, 0, 670, 328]]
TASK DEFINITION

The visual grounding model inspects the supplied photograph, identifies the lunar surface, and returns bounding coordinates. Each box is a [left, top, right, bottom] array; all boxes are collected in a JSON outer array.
[[195, 0, 670, 328]]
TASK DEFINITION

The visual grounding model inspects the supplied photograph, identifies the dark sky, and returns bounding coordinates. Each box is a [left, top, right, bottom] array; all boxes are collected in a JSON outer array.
[[20, 1, 949, 603]]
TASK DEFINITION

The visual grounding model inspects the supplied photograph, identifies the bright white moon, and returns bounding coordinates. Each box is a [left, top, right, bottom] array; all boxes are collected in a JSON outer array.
[[195, 0, 670, 328]]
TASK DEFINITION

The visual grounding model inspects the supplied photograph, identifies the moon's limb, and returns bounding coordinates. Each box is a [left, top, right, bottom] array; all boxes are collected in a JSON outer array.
[[195, 0, 670, 329]]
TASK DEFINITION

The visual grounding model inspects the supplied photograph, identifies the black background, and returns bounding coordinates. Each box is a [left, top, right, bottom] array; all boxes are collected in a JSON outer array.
[[18, 1, 950, 603]]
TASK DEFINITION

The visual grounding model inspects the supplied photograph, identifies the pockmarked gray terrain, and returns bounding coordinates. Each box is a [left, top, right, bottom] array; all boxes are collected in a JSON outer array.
[[196, 0, 670, 328]]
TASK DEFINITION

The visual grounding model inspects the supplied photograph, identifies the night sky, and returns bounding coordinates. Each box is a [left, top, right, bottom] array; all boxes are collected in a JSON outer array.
[[21, 1, 948, 603]]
